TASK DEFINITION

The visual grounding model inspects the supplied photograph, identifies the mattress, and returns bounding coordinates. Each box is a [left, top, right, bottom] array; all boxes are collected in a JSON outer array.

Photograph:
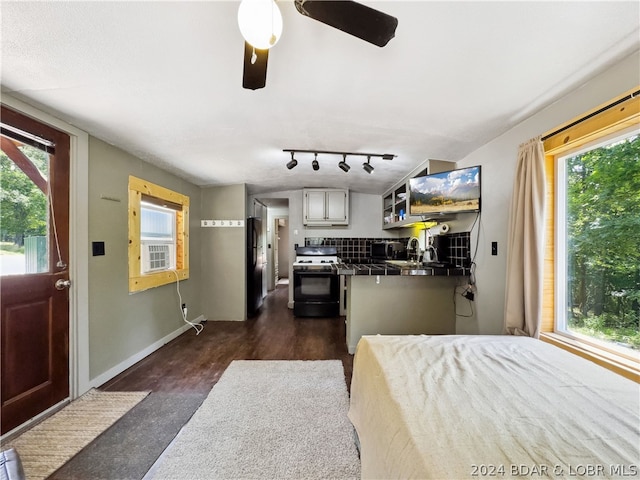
[[348, 335, 640, 479]]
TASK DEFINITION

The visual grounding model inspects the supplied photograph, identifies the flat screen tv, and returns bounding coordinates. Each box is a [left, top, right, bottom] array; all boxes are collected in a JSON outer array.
[[409, 165, 481, 217]]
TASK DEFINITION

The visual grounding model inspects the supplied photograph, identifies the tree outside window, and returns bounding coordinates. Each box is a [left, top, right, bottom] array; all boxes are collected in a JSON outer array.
[[560, 132, 639, 350]]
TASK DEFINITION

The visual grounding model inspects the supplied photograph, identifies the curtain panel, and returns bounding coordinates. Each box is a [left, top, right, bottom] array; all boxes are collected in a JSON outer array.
[[504, 137, 546, 337]]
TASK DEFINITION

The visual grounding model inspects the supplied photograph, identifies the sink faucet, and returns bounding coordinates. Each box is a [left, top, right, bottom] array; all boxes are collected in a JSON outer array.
[[407, 237, 420, 261]]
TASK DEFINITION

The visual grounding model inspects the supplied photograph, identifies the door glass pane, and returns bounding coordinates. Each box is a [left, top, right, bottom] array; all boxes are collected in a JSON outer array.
[[0, 141, 49, 275], [563, 132, 639, 350]]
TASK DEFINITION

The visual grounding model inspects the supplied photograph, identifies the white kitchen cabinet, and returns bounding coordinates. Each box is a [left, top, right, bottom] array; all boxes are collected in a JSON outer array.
[[303, 188, 349, 225]]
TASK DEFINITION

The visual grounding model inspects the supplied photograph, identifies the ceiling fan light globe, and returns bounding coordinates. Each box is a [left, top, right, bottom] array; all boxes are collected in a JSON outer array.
[[238, 0, 283, 50]]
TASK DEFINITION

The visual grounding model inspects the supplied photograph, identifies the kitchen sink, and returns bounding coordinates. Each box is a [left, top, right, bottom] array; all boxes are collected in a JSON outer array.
[[384, 260, 422, 267], [422, 262, 450, 268], [400, 268, 431, 276], [386, 260, 451, 268]]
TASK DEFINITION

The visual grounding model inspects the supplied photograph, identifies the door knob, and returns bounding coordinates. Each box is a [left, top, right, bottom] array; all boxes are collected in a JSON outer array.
[[55, 279, 71, 290]]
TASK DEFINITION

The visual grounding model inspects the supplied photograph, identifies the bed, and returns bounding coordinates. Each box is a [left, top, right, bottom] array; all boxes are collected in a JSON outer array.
[[348, 335, 640, 479]]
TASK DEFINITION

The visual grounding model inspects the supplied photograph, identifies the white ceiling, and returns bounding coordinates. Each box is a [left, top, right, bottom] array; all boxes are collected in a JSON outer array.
[[2, 1, 639, 196]]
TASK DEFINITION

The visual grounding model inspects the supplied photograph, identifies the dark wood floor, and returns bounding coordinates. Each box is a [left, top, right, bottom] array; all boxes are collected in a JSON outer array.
[[100, 282, 353, 393]]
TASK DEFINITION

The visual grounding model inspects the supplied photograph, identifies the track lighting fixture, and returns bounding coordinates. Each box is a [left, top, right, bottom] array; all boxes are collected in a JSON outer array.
[[338, 154, 351, 172], [362, 156, 374, 174], [286, 151, 298, 170], [282, 149, 395, 172]]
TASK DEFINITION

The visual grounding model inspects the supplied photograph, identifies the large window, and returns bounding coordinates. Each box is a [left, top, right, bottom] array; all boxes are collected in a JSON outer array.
[[542, 87, 639, 380], [128, 176, 189, 292], [556, 130, 639, 352]]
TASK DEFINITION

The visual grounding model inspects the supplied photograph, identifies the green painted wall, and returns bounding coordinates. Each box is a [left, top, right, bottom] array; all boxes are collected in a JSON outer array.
[[87, 137, 202, 379]]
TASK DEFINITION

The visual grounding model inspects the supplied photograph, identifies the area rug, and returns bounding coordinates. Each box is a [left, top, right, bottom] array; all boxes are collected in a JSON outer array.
[[5, 389, 149, 480], [145, 360, 360, 480]]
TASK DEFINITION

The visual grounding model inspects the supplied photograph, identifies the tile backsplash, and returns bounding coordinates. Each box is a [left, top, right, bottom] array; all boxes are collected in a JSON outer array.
[[304, 237, 409, 261], [304, 232, 471, 266], [446, 232, 472, 267]]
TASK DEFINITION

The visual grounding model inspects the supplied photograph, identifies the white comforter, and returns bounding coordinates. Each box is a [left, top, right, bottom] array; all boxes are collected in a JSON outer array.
[[348, 335, 640, 479]]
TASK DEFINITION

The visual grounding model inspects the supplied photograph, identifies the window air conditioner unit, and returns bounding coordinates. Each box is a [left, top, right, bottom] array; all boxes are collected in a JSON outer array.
[[142, 243, 173, 273]]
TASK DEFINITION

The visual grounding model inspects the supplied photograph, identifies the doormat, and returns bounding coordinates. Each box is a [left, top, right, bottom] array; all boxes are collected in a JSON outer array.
[[4, 389, 149, 480], [49, 391, 207, 480]]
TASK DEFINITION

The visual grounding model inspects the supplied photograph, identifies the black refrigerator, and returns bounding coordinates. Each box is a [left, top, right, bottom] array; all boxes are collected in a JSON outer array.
[[246, 217, 263, 317]]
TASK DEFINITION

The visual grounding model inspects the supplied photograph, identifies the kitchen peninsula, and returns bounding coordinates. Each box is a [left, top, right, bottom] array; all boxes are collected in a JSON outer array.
[[338, 262, 468, 353]]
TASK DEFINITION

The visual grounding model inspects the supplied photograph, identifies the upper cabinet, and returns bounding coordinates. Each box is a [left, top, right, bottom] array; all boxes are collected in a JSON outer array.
[[303, 188, 349, 226], [383, 183, 407, 227], [382, 160, 455, 229]]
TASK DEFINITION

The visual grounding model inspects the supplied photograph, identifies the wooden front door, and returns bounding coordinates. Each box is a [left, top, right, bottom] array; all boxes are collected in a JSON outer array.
[[1, 105, 70, 435]]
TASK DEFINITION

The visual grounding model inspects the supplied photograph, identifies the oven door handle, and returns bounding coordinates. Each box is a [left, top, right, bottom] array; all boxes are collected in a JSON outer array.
[[293, 270, 337, 275]]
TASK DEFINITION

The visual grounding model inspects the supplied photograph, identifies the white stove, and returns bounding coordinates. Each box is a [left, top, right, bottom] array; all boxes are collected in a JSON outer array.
[[293, 246, 340, 271], [293, 246, 341, 317]]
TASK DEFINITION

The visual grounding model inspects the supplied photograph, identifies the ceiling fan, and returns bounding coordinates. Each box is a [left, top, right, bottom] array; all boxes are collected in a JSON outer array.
[[240, 0, 398, 90]]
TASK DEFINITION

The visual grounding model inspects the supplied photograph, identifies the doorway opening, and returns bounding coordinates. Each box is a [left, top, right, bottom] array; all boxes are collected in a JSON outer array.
[[255, 198, 289, 295], [275, 217, 289, 286]]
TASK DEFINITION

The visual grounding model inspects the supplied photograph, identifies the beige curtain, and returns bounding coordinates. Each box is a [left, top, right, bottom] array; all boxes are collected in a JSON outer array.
[[504, 137, 546, 337]]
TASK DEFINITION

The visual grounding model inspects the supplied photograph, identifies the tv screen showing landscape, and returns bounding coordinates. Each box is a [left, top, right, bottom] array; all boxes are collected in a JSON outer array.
[[409, 165, 481, 216]]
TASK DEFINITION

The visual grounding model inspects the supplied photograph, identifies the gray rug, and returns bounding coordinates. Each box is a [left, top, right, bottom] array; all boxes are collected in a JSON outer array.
[[49, 392, 206, 480], [145, 360, 360, 480]]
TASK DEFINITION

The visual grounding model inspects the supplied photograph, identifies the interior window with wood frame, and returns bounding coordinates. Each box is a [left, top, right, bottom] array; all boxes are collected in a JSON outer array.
[[541, 87, 640, 382], [128, 175, 189, 293]]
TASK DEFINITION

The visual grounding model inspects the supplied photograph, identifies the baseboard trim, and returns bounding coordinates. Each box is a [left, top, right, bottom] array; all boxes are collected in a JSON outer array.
[[90, 315, 206, 389]]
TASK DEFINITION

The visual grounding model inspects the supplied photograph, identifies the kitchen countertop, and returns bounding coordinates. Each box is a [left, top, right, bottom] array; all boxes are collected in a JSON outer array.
[[337, 261, 470, 277]]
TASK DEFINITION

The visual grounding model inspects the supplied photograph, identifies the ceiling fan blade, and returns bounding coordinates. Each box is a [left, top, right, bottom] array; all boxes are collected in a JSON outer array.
[[242, 41, 269, 90], [294, 0, 398, 47]]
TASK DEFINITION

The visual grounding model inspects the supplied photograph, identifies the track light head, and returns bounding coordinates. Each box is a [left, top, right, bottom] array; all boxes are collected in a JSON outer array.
[[338, 154, 350, 172], [312, 153, 319, 171], [363, 157, 374, 174], [382, 154, 395, 160], [286, 152, 298, 170]]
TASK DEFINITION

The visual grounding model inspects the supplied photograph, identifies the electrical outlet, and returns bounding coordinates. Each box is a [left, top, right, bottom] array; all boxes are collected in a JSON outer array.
[[491, 241, 498, 256], [181, 303, 187, 317]]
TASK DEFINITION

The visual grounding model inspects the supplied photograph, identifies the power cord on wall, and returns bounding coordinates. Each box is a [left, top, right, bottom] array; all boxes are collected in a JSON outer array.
[[453, 283, 475, 318], [466, 212, 481, 294], [172, 270, 203, 335], [454, 212, 481, 318]]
